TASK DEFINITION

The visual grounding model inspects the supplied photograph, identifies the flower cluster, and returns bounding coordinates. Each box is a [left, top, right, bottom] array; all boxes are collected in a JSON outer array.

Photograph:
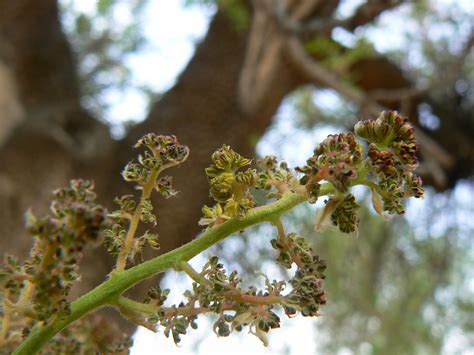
[[270, 230, 327, 317], [200, 145, 257, 227], [122, 134, 189, 187], [106, 134, 188, 268], [256, 155, 300, 198], [330, 194, 360, 233], [136, 256, 285, 346], [2, 180, 110, 324], [296, 111, 423, 233], [297, 132, 363, 195], [3, 113, 426, 353], [0, 180, 111, 350], [355, 111, 424, 214], [296, 132, 363, 233]]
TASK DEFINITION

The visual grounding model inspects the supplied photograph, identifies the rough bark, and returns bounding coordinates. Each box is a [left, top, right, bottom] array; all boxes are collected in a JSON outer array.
[[0, 0, 114, 289]]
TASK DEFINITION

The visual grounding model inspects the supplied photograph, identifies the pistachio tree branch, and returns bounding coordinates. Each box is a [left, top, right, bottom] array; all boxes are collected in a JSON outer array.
[[14, 184, 334, 354], [10, 113, 425, 352]]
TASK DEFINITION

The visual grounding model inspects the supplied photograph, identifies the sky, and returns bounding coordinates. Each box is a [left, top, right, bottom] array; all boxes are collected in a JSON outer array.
[[61, 1, 473, 354]]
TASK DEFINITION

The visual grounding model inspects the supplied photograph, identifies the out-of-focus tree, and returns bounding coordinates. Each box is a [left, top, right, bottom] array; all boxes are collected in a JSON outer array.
[[0, 0, 472, 349], [60, 0, 150, 121]]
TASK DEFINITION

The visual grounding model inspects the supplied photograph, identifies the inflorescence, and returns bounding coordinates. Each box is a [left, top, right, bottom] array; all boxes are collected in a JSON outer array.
[[297, 111, 424, 234], [1, 111, 424, 352], [110, 134, 189, 270], [0, 180, 119, 352], [199, 145, 257, 227]]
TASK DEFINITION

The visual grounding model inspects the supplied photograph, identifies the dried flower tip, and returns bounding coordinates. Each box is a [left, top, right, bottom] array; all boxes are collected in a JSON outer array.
[[155, 176, 178, 198], [122, 162, 149, 183], [114, 195, 136, 213], [139, 198, 156, 225]]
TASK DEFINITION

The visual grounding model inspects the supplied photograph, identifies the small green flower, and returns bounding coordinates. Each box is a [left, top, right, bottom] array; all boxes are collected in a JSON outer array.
[[155, 176, 178, 198], [201, 146, 256, 226]]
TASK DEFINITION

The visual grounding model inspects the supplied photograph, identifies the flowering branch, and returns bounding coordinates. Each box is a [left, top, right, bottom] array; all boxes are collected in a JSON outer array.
[[12, 189, 317, 354], [1, 111, 424, 354]]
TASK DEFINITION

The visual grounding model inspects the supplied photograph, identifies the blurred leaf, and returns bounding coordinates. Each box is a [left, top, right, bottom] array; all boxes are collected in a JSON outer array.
[[97, 0, 114, 16], [75, 14, 92, 34]]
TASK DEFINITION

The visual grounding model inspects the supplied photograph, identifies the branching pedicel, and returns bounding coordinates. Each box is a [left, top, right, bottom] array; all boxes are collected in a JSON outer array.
[[0, 111, 423, 353]]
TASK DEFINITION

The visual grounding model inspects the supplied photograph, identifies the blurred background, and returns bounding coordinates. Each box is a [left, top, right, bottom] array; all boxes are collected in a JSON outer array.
[[0, 0, 472, 354]]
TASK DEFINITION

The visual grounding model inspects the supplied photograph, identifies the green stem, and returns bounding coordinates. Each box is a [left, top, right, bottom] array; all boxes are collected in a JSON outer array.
[[116, 159, 187, 271], [176, 260, 211, 286], [14, 184, 334, 354], [115, 296, 158, 315], [1, 290, 11, 340], [115, 168, 160, 271], [228, 292, 285, 306], [353, 177, 387, 198], [273, 218, 286, 239], [16, 281, 35, 308]]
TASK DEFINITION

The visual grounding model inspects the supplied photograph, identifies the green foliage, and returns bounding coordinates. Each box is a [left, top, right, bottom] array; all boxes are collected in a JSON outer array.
[[1, 112, 424, 353], [97, 0, 114, 16], [219, 0, 250, 31], [304, 37, 376, 75]]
